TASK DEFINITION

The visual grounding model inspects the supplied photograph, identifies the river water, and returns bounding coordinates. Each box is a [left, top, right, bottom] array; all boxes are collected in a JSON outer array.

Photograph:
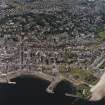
[[0, 76, 104, 105]]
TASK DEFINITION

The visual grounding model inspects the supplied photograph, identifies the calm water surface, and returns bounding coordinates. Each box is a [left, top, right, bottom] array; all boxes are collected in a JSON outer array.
[[0, 76, 104, 105]]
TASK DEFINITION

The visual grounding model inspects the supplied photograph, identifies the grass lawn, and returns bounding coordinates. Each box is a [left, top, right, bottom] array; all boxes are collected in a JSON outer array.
[[59, 65, 99, 98], [98, 31, 105, 39]]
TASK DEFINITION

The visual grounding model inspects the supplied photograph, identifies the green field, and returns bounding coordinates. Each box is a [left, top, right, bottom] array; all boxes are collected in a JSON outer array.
[[98, 31, 105, 39], [59, 65, 99, 98]]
